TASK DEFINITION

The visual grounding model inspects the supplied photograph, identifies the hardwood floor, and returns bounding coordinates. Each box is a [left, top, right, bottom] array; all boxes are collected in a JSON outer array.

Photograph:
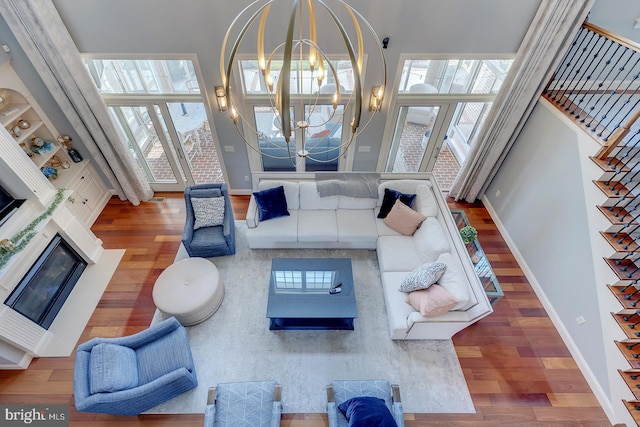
[[0, 194, 613, 426]]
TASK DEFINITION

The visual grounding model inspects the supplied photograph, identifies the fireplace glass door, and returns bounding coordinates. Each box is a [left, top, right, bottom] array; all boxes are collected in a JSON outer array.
[[5, 234, 87, 329]]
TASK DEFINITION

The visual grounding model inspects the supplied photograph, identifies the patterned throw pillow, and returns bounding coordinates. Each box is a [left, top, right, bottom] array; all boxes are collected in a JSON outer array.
[[399, 261, 446, 293], [192, 196, 225, 229]]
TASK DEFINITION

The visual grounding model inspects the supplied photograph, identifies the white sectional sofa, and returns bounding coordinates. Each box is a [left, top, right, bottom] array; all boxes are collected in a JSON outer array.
[[246, 173, 493, 339]]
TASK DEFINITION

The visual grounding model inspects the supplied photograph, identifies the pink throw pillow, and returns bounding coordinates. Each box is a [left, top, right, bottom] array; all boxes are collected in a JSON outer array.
[[406, 284, 460, 317], [383, 199, 426, 236]]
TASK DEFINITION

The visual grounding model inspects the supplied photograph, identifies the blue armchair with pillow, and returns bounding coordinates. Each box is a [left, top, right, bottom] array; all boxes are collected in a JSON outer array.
[[327, 380, 404, 427], [73, 317, 198, 416], [182, 183, 236, 257]]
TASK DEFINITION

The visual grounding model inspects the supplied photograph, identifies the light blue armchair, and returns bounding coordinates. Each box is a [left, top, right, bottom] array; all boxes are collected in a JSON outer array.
[[73, 317, 198, 416], [204, 380, 282, 427], [182, 183, 236, 257], [326, 380, 404, 427]]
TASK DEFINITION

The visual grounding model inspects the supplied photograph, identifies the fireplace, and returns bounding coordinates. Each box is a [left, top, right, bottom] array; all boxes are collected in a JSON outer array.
[[4, 234, 87, 330]]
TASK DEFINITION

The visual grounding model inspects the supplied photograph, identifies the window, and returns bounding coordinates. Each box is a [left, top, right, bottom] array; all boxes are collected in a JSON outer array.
[[398, 59, 511, 95], [239, 59, 355, 95], [84, 59, 198, 95]]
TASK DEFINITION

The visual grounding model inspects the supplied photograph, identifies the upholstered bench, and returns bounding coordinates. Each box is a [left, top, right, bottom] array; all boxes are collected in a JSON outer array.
[[152, 257, 224, 326]]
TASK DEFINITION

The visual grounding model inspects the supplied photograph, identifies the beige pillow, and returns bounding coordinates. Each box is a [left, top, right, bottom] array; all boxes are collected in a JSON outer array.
[[383, 199, 426, 236], [406, 284, 460, 317]]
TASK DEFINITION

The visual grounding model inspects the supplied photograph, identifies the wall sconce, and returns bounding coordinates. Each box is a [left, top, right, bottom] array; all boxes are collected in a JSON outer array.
[[215, 86, 228, 112], [369, 85, 384, 112]]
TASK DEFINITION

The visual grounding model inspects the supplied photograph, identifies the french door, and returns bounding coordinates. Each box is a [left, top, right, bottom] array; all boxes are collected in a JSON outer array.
[[108, 101, 213, 191], [384, 103, 454, 173]]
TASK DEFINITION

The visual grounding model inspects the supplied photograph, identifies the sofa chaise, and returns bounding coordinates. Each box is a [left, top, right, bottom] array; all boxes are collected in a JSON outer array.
[[245, 172, 493, 339]]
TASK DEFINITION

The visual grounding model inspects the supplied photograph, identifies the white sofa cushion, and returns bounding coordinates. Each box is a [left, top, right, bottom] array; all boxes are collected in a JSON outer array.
[[298, 210, 338, 242], [413, 184, 438, 218], [245, 210, 299, 246], [299, 181, 339, 210], [413, 217, 450, 262], [436, 252, 470, 310], [380, 272, 416, 339], [336, 209, 378, 245], [376, 235, 422, 272], [338, 195, 378, 209], [258, 180, 300, 209]]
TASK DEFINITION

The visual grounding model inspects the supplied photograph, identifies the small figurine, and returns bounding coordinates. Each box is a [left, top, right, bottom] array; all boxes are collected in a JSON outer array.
[[58, 135, 83, 162]]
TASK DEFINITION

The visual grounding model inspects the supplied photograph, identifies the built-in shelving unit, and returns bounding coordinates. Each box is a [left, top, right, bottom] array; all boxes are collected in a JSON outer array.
[[0, 84, 110, 225]]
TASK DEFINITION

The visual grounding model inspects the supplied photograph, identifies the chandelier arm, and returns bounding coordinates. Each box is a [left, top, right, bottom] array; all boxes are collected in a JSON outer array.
[[316, 0, 362, 134], [279, 0, 300, 142], [222, 2, 275, 107], [338, 0, 388, 96]]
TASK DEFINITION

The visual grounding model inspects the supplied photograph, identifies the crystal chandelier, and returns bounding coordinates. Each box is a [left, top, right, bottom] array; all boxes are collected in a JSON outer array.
[[219, 0, 386, 167]]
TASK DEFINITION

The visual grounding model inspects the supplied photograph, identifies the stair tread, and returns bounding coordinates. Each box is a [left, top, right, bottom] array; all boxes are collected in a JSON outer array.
[[608, 284, 640, 309], [594, 180, 635, 198], [619, 369, 640, 399], [597, 205, 639, 226], [590, 156, 632, 173], [605, 258, 640, 281], [601, 231, 640, 253]]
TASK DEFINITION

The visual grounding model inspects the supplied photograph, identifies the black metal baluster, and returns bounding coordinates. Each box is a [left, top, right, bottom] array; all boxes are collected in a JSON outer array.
[[559, 31, 598, 106], [549, 28, 589, 100], [583, 48, 636, 126], [599, 77, 640, 140], [586, 52, 640, 131], [570, 34, 608, 116], [579, 43, 625, 115]]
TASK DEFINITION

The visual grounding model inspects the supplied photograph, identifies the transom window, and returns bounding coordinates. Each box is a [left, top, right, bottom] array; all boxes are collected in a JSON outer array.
[[239, 59, 355, 95], [398, 59, 512, 95], [84, 59, 199, 95]]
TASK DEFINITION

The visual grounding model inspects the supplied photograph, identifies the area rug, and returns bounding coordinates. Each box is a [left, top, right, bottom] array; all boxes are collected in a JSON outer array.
[[148, 221, 474, 414]]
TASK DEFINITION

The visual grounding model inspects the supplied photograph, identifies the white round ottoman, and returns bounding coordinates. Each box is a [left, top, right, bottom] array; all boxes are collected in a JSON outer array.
[[152, 257, 224, 326]]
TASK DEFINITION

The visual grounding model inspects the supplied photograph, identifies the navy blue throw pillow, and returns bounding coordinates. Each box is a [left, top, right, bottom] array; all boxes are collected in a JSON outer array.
[[338, 396, 398, 427], [377, 188, 416, 218], [253, 185, 290, 221]]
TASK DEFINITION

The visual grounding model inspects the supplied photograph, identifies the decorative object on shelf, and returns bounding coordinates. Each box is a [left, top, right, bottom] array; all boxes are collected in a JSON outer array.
[[0, 106, 19, 116], [45, 155, 63, 168], [46, 154, 71, 170], [58, 135, 83, 163], [29, 137, 53, 155], [41, 165, 58, 179], [11, 125, 22, 138], [219, 0, 387, 167], [459, 225, 478, 244], [0, 188, 65, 270], [17, 119, 31, 129], [0, 238, 14, 254], [471, 254, 481, 264]]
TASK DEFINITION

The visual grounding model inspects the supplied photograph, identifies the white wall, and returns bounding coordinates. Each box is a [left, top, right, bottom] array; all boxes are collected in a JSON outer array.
[[589, 0, 640, 44]]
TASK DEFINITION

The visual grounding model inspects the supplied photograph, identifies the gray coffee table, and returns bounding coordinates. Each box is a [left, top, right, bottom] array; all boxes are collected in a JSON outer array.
[[266, 258, 357, 330]]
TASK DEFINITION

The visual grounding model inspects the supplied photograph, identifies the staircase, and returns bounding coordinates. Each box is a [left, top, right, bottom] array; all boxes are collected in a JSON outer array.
[[544, 20, 640, 425], [589, 146, 640, 425]]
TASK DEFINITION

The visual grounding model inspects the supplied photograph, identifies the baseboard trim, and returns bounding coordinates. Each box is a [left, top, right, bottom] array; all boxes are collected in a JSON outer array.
[[481, 194, 616, 425]]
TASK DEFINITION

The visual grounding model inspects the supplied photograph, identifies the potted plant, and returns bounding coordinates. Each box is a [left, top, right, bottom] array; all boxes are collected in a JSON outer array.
[[460, 225, 477, 244]]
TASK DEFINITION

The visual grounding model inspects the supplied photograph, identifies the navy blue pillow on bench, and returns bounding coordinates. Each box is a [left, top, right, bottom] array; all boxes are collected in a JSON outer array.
[[378, 188, 416, 219], [253, 185, 290, 221], [338, 396, 398, 427]]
